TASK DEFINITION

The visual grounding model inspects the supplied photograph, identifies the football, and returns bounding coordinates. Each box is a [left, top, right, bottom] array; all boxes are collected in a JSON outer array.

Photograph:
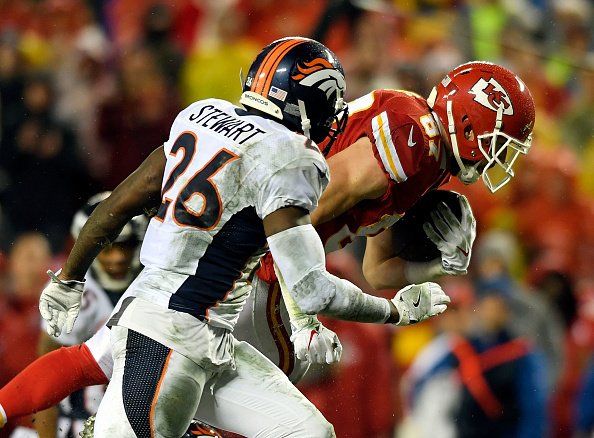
[[390, 189, 463, 262]]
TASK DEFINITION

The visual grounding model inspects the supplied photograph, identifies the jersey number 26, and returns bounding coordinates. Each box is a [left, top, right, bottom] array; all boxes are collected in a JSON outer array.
[[154, 132, 239, 229]]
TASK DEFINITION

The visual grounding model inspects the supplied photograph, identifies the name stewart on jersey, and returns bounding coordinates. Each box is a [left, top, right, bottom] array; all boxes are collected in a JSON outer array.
[[189, 104, 266, 144]]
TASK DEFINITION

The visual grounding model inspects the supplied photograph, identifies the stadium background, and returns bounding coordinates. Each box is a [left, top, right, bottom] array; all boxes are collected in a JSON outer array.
[[0, 0, 593, 437]]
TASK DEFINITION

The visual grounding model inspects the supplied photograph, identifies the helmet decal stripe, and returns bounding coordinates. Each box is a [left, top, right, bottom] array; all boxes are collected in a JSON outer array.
[[250, 39, 299, 93], [259, 40, 308, 96], [251, 39, 306, 95]]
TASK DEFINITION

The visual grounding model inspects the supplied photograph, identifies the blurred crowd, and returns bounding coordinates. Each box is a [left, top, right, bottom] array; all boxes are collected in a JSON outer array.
[[0, 0, 593, 437]]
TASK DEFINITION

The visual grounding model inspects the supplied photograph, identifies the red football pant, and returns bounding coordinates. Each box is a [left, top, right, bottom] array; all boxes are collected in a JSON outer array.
[[0, 344, 108, 421]]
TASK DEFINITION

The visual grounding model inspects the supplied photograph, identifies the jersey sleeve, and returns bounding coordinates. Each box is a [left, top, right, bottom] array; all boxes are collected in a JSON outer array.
[[366, 111, 425, 183], [255, 137, 329, 219]]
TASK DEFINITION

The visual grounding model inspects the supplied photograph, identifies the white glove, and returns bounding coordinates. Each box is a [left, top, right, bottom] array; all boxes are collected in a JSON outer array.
[[39, 269, 85, 337], [422, 195, 476, 275], [391, 282, 450, 326], [290, 315, 343, 364]]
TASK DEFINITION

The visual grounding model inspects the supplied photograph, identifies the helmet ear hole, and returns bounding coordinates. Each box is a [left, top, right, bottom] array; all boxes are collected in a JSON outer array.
[[463, 124, 474, 140]]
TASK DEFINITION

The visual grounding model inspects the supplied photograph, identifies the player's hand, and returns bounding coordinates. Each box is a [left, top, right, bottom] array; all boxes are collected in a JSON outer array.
[[290, 316, 342, 364], [391, 282, 450, 326], [39, 270, 85, 337], [423, 195, 476, 275]]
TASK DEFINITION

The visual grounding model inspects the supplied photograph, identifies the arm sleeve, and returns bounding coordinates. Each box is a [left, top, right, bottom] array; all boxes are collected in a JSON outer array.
[[275, 261, 317, 330], [268, 224, 390, 323], [0, 344, 108, 421]]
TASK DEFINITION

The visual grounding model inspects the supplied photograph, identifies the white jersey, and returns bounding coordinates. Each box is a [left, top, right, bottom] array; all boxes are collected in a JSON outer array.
[[123, 98, 329, 332]]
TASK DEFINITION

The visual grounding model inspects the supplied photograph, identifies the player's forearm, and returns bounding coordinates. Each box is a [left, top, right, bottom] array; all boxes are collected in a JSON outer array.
[[364, 255, 445, 289], [60, 197, 134, 280], [316, 274, 399, 323], [268, 224, 399, 324], [363, 229, 407, 289], [278, 260, 400, 324], [363, 256, 408, 290], [363, 230, 443, 289], [60, 147, 165, 281]]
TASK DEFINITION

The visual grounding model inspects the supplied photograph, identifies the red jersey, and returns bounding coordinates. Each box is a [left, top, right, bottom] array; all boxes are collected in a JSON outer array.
[[318, 89, 451, 251], [257, 89, 451, 281]]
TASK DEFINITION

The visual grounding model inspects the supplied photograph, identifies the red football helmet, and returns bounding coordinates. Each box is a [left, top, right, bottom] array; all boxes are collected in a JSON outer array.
[[427, 61, 535, 192]]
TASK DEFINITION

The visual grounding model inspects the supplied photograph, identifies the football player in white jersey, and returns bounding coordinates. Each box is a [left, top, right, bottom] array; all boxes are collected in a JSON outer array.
[[34, 192, 147, 438], [37, 37, 450, 438]]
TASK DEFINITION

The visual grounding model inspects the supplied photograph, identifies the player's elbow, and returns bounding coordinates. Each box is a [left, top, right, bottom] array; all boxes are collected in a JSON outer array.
[[293, 299, 324, 315], [290, 270, 335, 314], [362, 263, 386, 289], [292, 290, 331, 315]]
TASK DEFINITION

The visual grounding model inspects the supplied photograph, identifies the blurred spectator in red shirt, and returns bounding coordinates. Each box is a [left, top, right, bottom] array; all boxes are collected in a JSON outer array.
[[0, 232, 52, 435]]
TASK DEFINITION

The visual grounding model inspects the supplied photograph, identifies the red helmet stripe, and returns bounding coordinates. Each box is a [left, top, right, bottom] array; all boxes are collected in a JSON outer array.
[[251, 38, 306, 96]]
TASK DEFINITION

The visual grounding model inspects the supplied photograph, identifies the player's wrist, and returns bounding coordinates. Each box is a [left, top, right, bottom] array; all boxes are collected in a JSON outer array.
[[290, 314, 320, 333], [50, 269, 85, 288], [386, 299, 400, 324]]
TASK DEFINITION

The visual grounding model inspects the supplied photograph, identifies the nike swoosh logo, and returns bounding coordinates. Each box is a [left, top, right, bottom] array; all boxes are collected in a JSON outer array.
[[408, 126, 416, 147], [457, 246, 469, 257]]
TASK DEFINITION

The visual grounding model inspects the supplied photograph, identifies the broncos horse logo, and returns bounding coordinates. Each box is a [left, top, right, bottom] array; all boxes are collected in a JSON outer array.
[[291, 58, 346, 99]]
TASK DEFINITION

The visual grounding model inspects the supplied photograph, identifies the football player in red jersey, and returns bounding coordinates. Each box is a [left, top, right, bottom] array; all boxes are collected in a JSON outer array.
[[248, 61, 535, 378], [0, 61, 534, 433]]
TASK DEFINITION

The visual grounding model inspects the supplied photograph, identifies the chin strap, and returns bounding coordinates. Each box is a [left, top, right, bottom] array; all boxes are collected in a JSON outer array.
[[445, 99, 474, 180], [297, 99, 311, 139], [458, 164, 481, 184], [427, 95, 480, 185], [444, 99, 486, 185]]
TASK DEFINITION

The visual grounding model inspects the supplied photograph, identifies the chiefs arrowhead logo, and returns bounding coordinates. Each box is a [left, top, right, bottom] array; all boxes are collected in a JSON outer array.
[[469, 77, 514, 116], [292, 58, 346, 99]]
